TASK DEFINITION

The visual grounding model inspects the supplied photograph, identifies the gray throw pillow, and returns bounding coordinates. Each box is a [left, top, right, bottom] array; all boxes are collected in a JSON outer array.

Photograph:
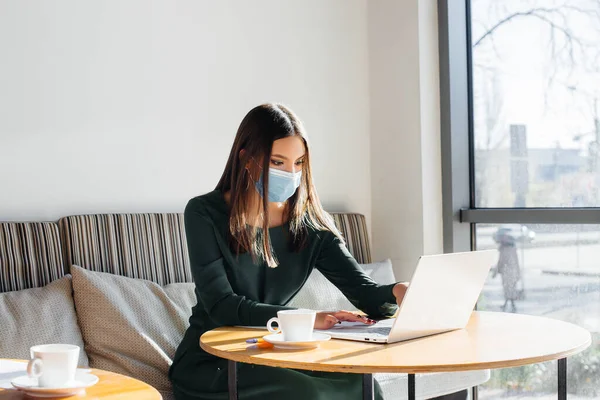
[[0, 275, 89, 367], [288, 259, 396, 311], [361, 259, 396, 286]]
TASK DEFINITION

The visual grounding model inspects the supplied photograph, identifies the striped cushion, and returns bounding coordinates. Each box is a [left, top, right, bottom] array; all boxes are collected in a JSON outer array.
[[59, 214, 192, 285], [331, 213, 372, 264], [58, 212, 369, 284], [0, 223, 65, 293]]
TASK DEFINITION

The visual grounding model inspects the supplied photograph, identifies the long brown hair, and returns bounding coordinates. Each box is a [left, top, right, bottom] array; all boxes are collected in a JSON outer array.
[[216, 103, 344, 268]]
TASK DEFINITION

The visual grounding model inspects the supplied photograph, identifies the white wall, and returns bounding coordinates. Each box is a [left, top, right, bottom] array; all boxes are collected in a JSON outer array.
[[0, 0, 444, 281], [369, 0, 443, 280], [0, 0, 371, 222]]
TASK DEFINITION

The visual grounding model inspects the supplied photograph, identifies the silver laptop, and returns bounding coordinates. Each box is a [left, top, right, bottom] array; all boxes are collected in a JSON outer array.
[[319, 250, 496, 344]]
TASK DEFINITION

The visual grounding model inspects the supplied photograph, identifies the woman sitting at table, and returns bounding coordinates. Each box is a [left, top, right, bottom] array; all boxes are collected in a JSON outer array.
[[169, 103, 435, 399]]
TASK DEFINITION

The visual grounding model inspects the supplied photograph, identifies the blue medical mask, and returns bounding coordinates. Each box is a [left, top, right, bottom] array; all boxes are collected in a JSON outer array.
[[255, 168, 302, 203]]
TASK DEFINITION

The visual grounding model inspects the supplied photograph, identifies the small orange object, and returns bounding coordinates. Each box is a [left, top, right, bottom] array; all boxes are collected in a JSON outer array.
[[255, 341, 274, 349]]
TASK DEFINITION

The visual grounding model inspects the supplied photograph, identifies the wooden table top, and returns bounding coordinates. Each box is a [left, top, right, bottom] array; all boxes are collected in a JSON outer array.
[[200, 311, 592, 374], [0, 360, 162, 399]]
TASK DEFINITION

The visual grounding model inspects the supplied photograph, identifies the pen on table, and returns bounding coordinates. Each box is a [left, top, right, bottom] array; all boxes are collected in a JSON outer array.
[[245, 338, 265, 344]]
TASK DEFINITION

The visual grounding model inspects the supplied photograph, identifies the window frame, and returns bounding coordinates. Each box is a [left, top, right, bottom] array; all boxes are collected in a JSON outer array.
[[437, 0, 600, 398]]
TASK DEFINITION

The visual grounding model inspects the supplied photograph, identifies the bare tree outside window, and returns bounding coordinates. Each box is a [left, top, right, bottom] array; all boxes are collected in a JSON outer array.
[[472, 0, 600, 208]]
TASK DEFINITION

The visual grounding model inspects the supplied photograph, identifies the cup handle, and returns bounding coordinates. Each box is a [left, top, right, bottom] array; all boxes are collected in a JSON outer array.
[[266, 317, 281, 334], [27, 358, 43, 379]]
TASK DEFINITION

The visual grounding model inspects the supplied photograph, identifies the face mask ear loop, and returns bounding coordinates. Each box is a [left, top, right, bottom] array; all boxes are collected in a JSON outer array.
[[247, 156, 265, 195], [247, 157, 261, 183], [250, 156, 262, 170]]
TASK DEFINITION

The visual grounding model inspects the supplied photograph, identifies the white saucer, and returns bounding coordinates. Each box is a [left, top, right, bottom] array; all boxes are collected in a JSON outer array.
[[263, 333, 331, 349], [11, 371, 99, 398]]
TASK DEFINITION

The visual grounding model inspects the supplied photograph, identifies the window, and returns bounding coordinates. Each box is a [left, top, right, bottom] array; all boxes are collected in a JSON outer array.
[[476, 224, 600, 397], [472, 0, 600, 209], [439, 0, 600, 398]]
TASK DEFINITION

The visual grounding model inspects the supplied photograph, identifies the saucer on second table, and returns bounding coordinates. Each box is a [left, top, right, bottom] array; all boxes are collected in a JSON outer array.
[[263, 333, 331, 349], [11, 371, 99, 398]]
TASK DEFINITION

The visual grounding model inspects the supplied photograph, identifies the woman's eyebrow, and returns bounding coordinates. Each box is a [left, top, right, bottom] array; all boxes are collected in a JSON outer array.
[[271, 153, 306, 160]]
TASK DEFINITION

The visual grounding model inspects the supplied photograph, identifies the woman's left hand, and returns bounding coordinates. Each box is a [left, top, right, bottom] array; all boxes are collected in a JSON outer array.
[[314, 311, 377, 330], [393, 282, 410, 306]]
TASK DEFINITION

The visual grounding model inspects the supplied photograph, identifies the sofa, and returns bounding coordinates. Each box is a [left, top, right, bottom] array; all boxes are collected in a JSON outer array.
[[0, 212, 489, 399]]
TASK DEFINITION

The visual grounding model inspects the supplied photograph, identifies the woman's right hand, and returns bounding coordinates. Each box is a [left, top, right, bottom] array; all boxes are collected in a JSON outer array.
[[314, 311, 376, 330]]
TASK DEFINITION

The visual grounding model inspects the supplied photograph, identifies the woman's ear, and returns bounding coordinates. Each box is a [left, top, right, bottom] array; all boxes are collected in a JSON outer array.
[[239, 149, 250, 170]]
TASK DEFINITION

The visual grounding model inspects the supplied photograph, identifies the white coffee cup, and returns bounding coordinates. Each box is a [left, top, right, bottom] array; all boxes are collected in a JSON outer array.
[[267, 309, 316, 342], [27, 344, 80, 387]]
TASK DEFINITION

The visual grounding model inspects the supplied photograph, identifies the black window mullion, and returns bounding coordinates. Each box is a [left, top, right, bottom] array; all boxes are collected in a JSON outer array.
[[461, 208, 600, 224]]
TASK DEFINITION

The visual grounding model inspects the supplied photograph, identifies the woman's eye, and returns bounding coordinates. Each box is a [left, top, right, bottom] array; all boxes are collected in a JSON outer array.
[[295, 159, 305, 165], [270, 160, 284, 166]]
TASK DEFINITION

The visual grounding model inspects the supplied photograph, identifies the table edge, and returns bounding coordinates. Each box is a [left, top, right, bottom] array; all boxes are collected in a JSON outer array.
[[0, 359, 163, 398], [200, 332, 592, 374]]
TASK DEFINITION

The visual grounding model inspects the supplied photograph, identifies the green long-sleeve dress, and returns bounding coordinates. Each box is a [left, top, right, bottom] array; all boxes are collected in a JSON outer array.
[[168, 190, 398, 400]]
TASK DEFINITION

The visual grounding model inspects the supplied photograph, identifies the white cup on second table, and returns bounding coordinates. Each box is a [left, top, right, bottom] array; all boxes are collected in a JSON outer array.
[[27, 344, 80, 387], [267, 309, 316, 342]]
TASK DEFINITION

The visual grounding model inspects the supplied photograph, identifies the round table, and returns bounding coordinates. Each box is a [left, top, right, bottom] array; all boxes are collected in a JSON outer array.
[[0, 360, 162, 399], [200, 311, 591, 400]]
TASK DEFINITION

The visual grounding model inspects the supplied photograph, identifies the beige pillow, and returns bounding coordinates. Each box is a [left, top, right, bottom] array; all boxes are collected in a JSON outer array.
[[0, 275, 89, 367], [70, 265, 196, 392]]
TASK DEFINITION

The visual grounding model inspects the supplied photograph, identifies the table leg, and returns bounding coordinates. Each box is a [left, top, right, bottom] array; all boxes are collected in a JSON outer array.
[[471, 385, 479, 400], [408, 373, 415, 400], [558, 358, 567, 400], [228, 360, 238, 400], [363, 373, 374, 400]]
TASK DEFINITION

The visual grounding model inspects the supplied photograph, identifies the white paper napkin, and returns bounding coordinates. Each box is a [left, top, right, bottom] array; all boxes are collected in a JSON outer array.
[[0, 360, 27, 389]]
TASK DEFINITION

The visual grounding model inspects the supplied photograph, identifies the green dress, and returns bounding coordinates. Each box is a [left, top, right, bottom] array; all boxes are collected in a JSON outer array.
[[169, 190, 398, 400]]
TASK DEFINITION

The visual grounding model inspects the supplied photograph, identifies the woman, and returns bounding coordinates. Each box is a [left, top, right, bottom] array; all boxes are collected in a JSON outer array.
[[494, 232, 521, 313], [168, 103, 409, 400]]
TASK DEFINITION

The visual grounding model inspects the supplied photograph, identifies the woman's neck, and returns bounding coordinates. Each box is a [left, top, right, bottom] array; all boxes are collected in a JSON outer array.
[[223, 190, 287, 228]]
